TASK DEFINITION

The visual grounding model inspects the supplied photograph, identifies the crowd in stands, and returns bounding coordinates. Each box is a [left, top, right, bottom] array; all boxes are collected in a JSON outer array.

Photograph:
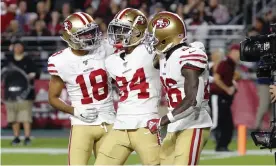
[[1, 0, 240, 39], [1, 0, 276, 67]]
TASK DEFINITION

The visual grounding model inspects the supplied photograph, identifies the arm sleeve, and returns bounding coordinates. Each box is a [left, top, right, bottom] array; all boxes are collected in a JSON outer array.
[[179, 49, 208, 70]]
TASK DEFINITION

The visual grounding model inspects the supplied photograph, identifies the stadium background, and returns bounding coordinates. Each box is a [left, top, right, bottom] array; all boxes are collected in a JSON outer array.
[[1, 0, 276, 165]]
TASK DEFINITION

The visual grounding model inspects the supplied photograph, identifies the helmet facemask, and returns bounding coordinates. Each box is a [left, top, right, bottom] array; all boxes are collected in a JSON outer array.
[[107, 16, 145, 48], [63, 22, 102, 51], [144, 29, 159, 54]]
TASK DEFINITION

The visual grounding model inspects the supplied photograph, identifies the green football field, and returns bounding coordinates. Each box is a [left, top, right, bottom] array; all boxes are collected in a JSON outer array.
[[1, 137, 275, 165]]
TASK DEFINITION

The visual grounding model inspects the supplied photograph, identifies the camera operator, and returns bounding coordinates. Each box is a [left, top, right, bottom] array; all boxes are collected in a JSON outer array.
[[2, 41, 40, 146], [270, 85, 276, 103]]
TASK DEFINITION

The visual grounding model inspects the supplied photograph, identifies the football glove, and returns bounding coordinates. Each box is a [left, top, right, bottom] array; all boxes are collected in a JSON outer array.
[[73, 107, 98, 123], [147, 118, 161, 134]]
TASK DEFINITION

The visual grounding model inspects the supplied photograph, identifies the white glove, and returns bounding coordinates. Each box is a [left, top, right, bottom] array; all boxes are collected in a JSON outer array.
[[73, 107, 98, 123]]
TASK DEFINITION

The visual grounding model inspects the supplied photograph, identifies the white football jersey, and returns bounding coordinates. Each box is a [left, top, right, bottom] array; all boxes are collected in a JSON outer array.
[[160, 45, 212, 132], [47, 40, 116, 126], [105, 44, 161, 129]]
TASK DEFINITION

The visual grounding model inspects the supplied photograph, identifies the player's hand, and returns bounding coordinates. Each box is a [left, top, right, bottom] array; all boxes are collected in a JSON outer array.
[[269, 85, 276, 103], [147, 118, 161, 134], [73, 107, 98, 123]]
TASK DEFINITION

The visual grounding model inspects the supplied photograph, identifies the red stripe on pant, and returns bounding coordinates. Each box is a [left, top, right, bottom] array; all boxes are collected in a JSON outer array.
[[194, 129, 203, 165], [188, 128, 202, 165], [68, 126, 73, 166]]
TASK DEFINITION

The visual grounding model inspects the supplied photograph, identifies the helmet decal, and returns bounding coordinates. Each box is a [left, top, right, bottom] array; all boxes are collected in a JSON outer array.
[[63, 20, 72, 30], [152, 18, 170, 29], [136, 16, 146, 25]]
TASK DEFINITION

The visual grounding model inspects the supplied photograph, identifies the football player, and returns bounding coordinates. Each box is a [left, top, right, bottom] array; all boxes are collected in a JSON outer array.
[[47, 12, 115, 165], [145, 11, 213, 165], [94, 8, 161, 165]]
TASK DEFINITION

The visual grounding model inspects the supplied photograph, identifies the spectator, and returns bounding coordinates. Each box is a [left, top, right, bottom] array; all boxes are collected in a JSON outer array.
[[211, 44, 240, 151], [183, 0, 200, 18], [36, 1, 51, 24], [15, 0, 29, 32], [104, 0, 120, 24], [48, 11, 62, 36], [53, 0, 74, 11], [2, 20, 24, 43], [205, 0, 230, 24], [186, 9, 208, 45], [149, 2, 164, 19], [1, 2, 16, 33], [139, 2, 149, 18], [29, 20, 51, 50], [29, 20, 50, 36], [2, 41, 40, 146], [61, 3, 72, 21]]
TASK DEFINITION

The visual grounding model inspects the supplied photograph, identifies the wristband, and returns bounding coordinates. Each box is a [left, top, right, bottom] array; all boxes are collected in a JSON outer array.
[[167, 111, 176, 123]]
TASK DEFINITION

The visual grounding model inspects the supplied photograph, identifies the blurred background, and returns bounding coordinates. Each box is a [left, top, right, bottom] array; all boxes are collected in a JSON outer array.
[[1, 0, 276, 165]]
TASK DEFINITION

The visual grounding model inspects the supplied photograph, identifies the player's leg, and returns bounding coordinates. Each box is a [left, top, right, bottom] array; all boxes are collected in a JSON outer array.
[[93, 123, 113, 158], [174, 128, 210, 165], [131, 128, 160, 165], [160, 132, 177, 165], [94, 129, 132, 165], [68, 125, 94, 165]]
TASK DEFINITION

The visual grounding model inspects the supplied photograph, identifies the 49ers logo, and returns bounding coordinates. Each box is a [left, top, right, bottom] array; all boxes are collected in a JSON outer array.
[[63, 20, 72, 30], [152, 18, 170, 29], [136, 16, 146, 25]]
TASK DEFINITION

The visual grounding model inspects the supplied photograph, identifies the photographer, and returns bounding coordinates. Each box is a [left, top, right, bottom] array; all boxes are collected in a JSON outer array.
[[270, 85, 276, 103], [2, 41, 40, 146]]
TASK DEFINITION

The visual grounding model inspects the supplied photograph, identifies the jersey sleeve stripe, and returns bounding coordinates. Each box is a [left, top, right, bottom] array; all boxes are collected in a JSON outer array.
[[48, 64, 55, 67], [180, 54, 207, 59], [179, 59, 207, 64], [48, 70, 58, 73]]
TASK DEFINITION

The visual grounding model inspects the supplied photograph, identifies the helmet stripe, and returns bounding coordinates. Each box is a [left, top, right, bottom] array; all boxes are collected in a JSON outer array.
[[117, 8, 131, 19], [76, 12, 89, 24], [81, 12, 93, 23], [72, 13, 86, 25]]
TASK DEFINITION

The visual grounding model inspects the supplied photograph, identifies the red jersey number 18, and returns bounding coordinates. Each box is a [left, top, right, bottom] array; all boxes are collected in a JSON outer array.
[[76, 69, 109, 104]]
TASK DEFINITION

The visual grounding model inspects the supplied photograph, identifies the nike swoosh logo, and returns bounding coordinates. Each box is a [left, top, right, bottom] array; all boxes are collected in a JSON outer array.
[[80, 114, 86, 118], [189, 50, 196, 53]]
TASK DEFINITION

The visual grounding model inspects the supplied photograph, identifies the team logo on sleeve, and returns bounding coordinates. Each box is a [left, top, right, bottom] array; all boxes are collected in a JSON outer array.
[[63, 20, 72, 30], [153, 18, 170, 29]]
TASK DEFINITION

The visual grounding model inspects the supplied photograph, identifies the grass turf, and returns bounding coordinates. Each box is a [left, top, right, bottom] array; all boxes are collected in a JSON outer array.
[[1, 138, 274, 165]]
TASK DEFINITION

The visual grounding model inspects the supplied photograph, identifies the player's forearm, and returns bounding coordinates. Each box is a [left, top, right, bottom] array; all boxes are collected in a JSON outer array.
[[160, 70, 199, 126], [160, 97, 196, 126], [49, 97, 74, 115]]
